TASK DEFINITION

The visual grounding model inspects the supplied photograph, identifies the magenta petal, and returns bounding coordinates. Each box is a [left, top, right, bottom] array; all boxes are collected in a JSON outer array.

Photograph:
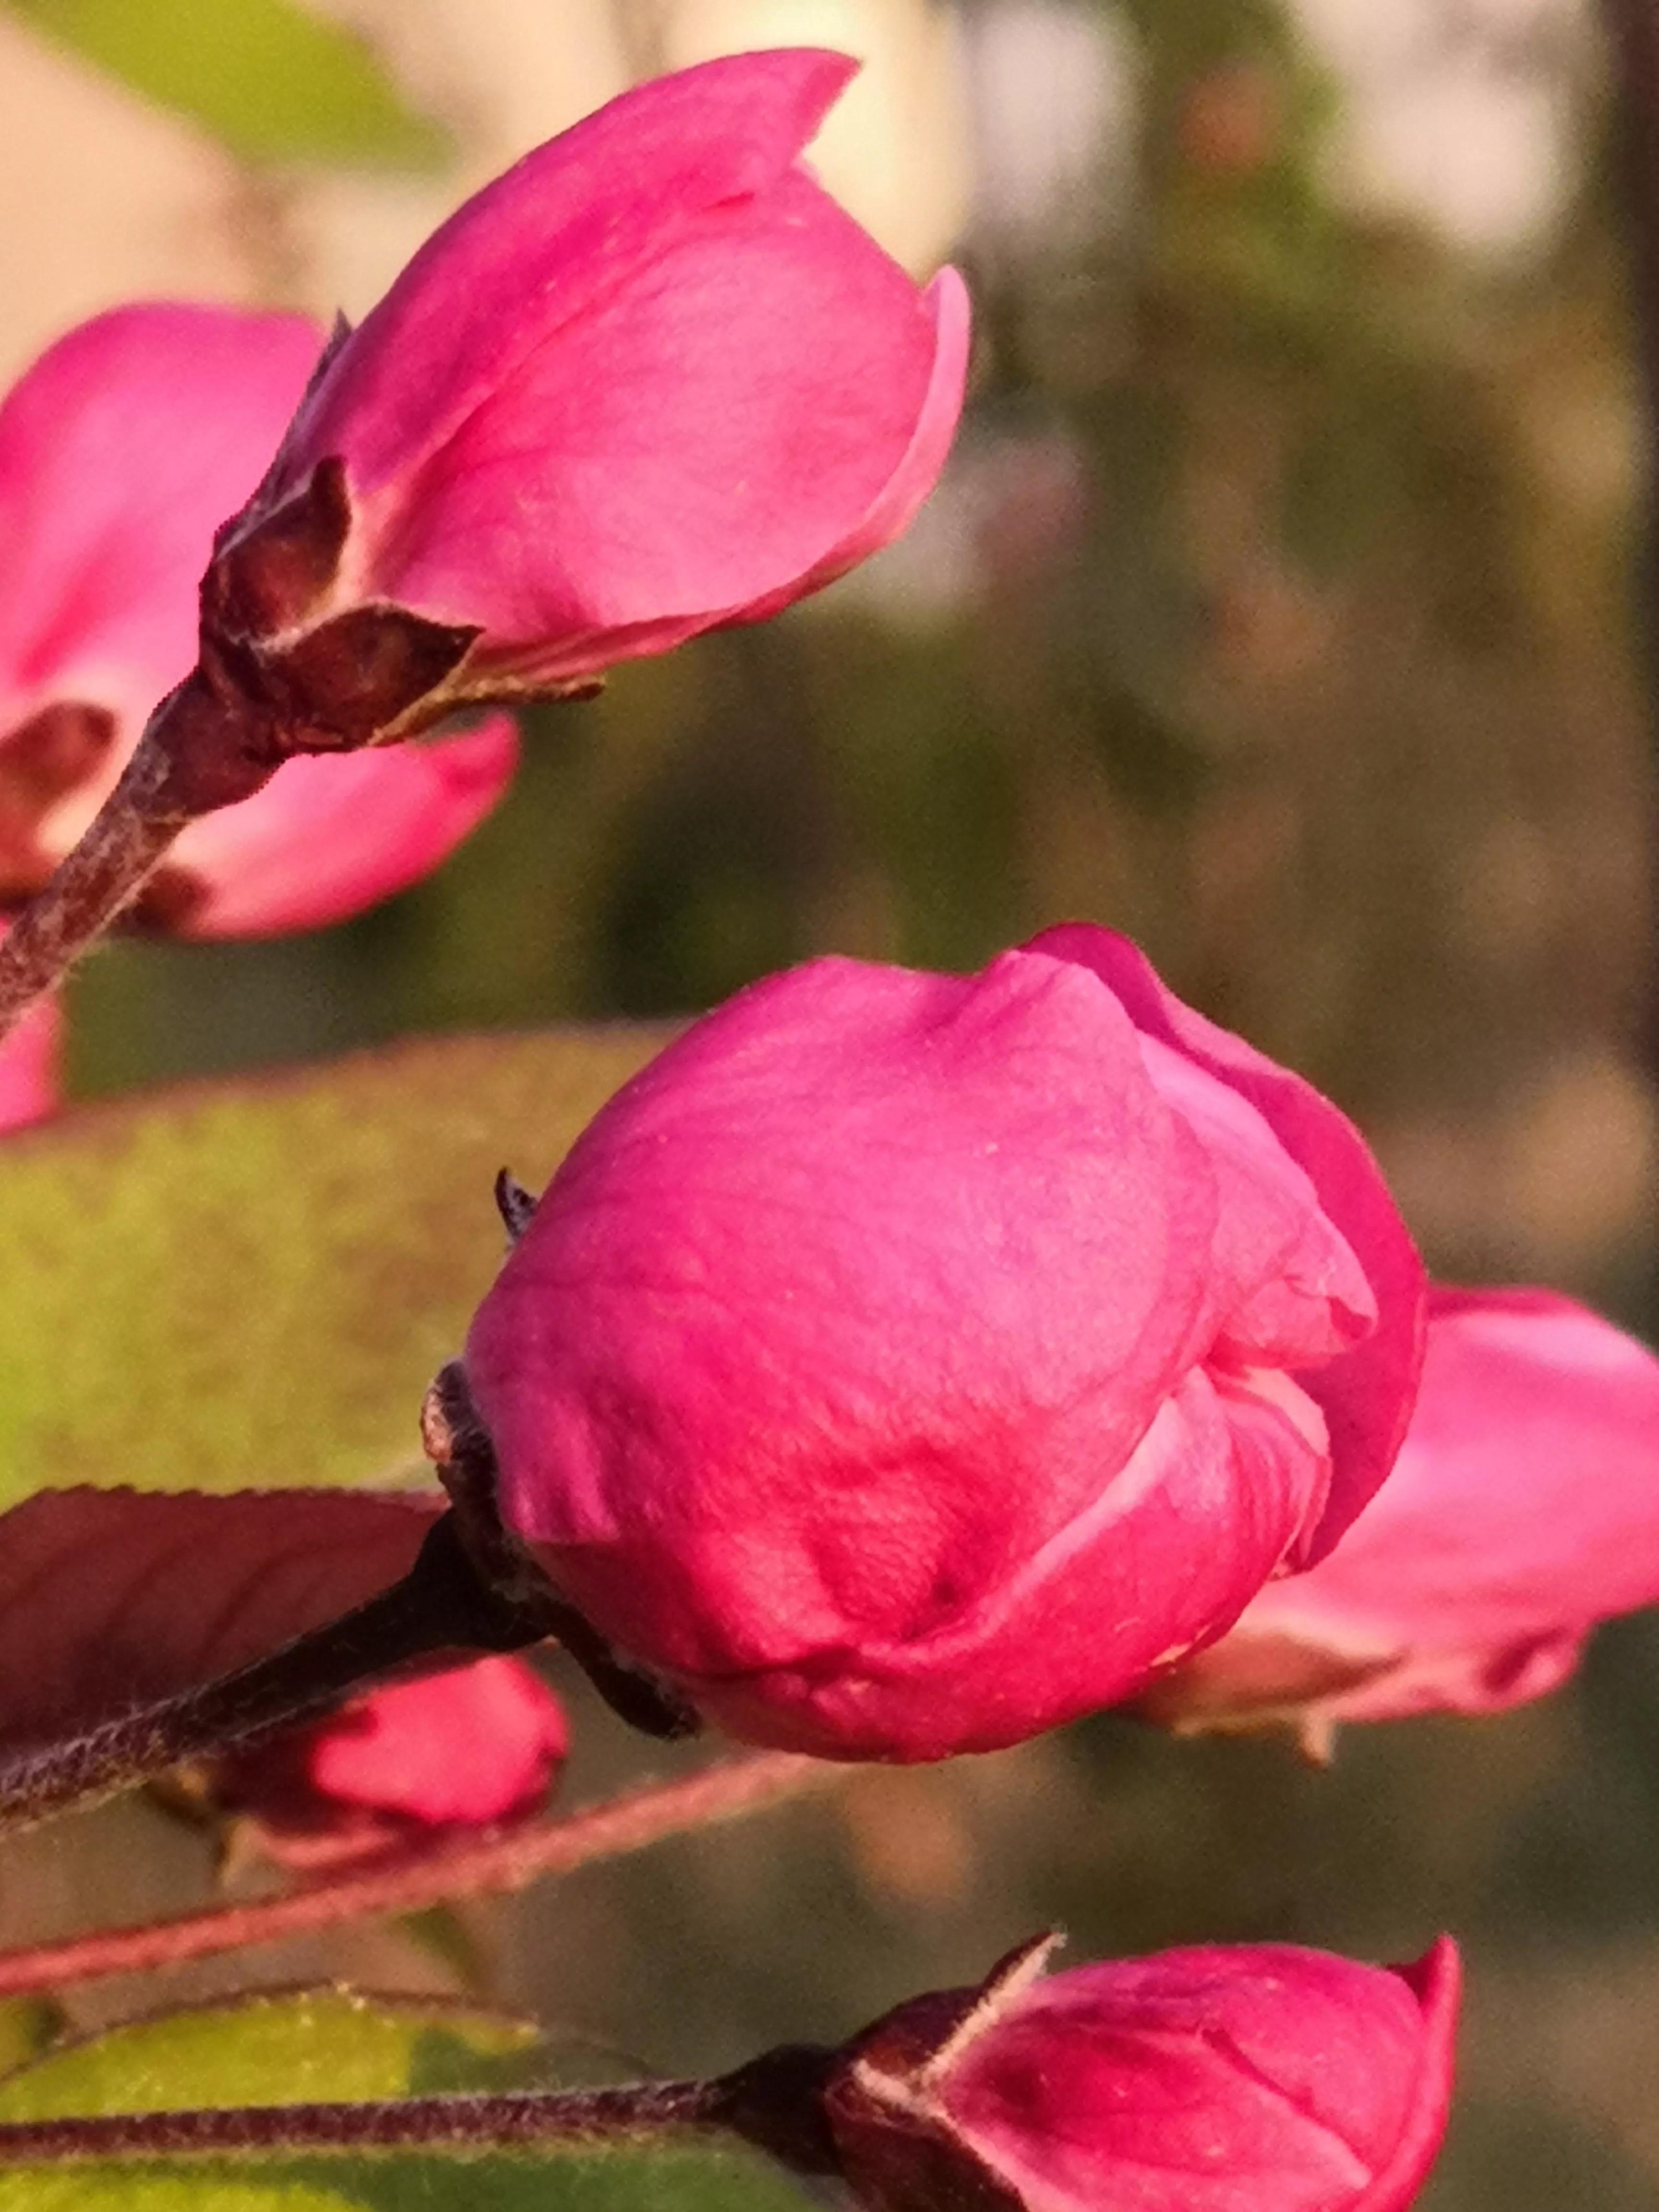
[[0, 303, 323, 723], [1030, 923, 1426, 1556], [0, 961, 58, 1133], [683, 1362, 1334, 1759], [282, 50, 863, 505], [171, 716, 517, 938], [298, 1656, 567, 1825], [731, 264, 975, 624], [1192, 1286, 1659, 1726], [377, 171, 946, 662], [939, 1938, 1460, 2212]]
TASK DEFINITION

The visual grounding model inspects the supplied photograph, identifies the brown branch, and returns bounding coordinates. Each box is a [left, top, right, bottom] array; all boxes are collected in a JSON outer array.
[[0, 2076, 719, 2165], [0, 1751, 829, 1999], [0, 731, 186, 1042]]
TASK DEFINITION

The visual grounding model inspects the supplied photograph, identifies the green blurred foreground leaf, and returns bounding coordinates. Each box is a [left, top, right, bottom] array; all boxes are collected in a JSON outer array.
[[0, 1027, 670, 1508], [0, 1991, 540, 2120], [3, 0, 447, 167], [0, 1992, 816, 2212]]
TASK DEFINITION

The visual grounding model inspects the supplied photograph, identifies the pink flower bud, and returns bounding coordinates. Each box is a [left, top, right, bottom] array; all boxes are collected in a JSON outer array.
[[463, 924, 1423, 1760], [1142, 1284, 1659, 1738], [213, 1656, 568, 1871], [822, 1933, 1459, 2212], [204, 50, 970, 738], [0, 305, 515, 937]]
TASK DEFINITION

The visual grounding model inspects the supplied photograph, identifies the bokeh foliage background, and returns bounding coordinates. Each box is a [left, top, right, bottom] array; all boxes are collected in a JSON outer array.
[[1, 0, 1657, 2203]]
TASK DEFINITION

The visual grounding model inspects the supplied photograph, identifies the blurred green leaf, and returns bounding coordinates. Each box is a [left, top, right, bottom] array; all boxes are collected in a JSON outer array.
[[0, 1027, 670, 1505], [0, 1991, 815, 2212], [0, 2144, 816, 2212], [0, 1991, 540, 2119], [3, 0, 447, 167], [0, 2005, 57, 2080]]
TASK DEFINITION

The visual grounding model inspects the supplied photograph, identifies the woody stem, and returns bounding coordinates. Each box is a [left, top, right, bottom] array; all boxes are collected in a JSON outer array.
[[0, 2078, 723, 2165], [0, 1503, 689, 1839], [0, 676, 278, 1045]]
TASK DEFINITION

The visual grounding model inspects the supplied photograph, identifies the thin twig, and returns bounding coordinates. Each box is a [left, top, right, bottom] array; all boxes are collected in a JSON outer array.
[[0, 2077, 718, 2164], [0, 733, 186, 1043], [0, 670, 280, 1046], [0, 1752, 829, 1998]]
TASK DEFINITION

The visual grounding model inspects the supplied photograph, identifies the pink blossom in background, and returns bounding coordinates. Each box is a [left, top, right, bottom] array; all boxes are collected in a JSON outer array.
[[1142, 1285, 1659, 1740], [208, 50, 970, 723], [0, 304, 516, 937], [829, 1936, 1459, 2212], [213, 1656, 568, 1871], [0, 952, 57, 1132], [465, 924, 1423, 1762], [171, 724, 516, 939]]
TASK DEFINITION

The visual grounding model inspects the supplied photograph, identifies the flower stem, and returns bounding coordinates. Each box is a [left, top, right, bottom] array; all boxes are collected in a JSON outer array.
[[0, 1512, 550, 1838], [0, 1751, 829, 1997], [0, 672, 278, 1045], [0, 2078, 720, 2165]]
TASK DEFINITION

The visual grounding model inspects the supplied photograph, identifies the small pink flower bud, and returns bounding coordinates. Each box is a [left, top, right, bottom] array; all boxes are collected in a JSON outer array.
[[203, 50, 970, 744], [819, 1933, 1459, 2212], [212, 1656, 567, 1871], [463, 924, 1423, 1761], [0, 305, 515, 937], [1143, 1284, 1659, 1739]]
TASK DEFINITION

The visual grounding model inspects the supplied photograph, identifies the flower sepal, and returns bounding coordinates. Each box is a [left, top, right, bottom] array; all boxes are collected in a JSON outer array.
[[820, 1937, 1057, 2212]]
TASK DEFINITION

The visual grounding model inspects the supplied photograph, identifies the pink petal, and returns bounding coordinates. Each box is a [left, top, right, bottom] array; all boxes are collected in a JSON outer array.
[[685, 1361, 1334, 1760], [1030, 923, 1426, 1557], [0, 968, 58, 1133], [1201, 1286, 1659, 1724], [374, 171, 949, 671], [171, 715, 518, 938], [282, 51, 864, 505], [302, 1656, 568, 1826], [680, 263, 974, 629], [0, 304, 323, 728]]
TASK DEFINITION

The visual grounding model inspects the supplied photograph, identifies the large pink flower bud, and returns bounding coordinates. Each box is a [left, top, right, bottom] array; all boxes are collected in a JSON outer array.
[[814, 1933, 1459, 2212], [1142, 1284, 1659, 1743], [212, 1656, 568, 1871], [463, 924, 1423, 1760], [0, 305, 515, 938], [201, 50, 970, 745]]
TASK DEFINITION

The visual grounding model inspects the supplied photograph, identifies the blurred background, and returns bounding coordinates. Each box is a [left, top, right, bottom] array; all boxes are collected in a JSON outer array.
[[1, 0, 1656, 2203]]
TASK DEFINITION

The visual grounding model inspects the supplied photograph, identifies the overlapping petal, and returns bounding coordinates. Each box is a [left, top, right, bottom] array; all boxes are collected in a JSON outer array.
[[1146, 1286, 1659, 1734]]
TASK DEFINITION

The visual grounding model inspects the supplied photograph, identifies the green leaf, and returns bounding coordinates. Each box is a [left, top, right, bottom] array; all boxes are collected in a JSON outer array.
[[0, 1993, 817, 2212], [0, 2144, 817, 2212], [0, 1027, 672, 1508], [3, 0, 448, 168], [0, 1990, 541, 2119]]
